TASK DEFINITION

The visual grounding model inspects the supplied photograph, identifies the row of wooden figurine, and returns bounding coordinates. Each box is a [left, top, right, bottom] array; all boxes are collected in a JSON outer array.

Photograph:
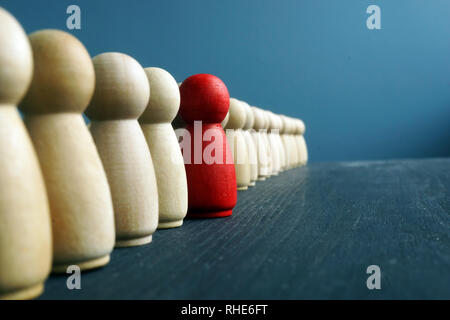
[[172, 98, 308, 189], [0, 7, 306, 300]]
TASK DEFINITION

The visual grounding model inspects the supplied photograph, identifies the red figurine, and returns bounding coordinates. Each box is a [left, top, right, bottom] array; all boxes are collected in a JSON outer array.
[[179, 74, 237, 218]]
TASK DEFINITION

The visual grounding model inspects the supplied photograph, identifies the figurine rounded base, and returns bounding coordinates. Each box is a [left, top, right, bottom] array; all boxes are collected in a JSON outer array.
[[158, 220, 183, 229], [115, 235, 152, 248], [0, 283, 44, 300], [52, 254, 111, 273], [258, 177, 266, 181], [187, 209, 232, 219], [249, 181, 256, 186], [237, 186, 248, 191]]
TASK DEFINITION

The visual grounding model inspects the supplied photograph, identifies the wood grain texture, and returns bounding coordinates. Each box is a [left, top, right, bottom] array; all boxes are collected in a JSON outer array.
[[40, 158, 450, 299]]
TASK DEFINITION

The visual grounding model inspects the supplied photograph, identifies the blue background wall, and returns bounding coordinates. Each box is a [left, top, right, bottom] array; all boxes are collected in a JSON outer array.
[[2, 0, 449, 162]]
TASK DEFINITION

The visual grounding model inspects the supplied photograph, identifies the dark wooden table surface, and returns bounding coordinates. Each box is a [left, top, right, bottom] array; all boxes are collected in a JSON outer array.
[[40, 158, 450, 299]]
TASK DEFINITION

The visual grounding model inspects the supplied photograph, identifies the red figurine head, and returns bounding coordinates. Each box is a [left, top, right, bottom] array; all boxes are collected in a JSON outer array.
[[179, 74, 230, 124]]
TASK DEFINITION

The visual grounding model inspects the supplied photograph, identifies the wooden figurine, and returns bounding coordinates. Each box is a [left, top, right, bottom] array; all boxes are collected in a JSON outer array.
[[274, 114, 286, 172], [261, 110, 274, 176], [224, 98, 251, 190], [252, 107, 270, 180], [296, 119, 308, 166], [86, 52, 159, 246], [267, 111, 281, 175], [179, 74, 237, 218], [140, 67, 188, 229], [288, 117, 300, 167], [241, 101, 258, 186], [20, 30, 115, 272], [280, 115, 293, 169], [0, 8, 52, 300]]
